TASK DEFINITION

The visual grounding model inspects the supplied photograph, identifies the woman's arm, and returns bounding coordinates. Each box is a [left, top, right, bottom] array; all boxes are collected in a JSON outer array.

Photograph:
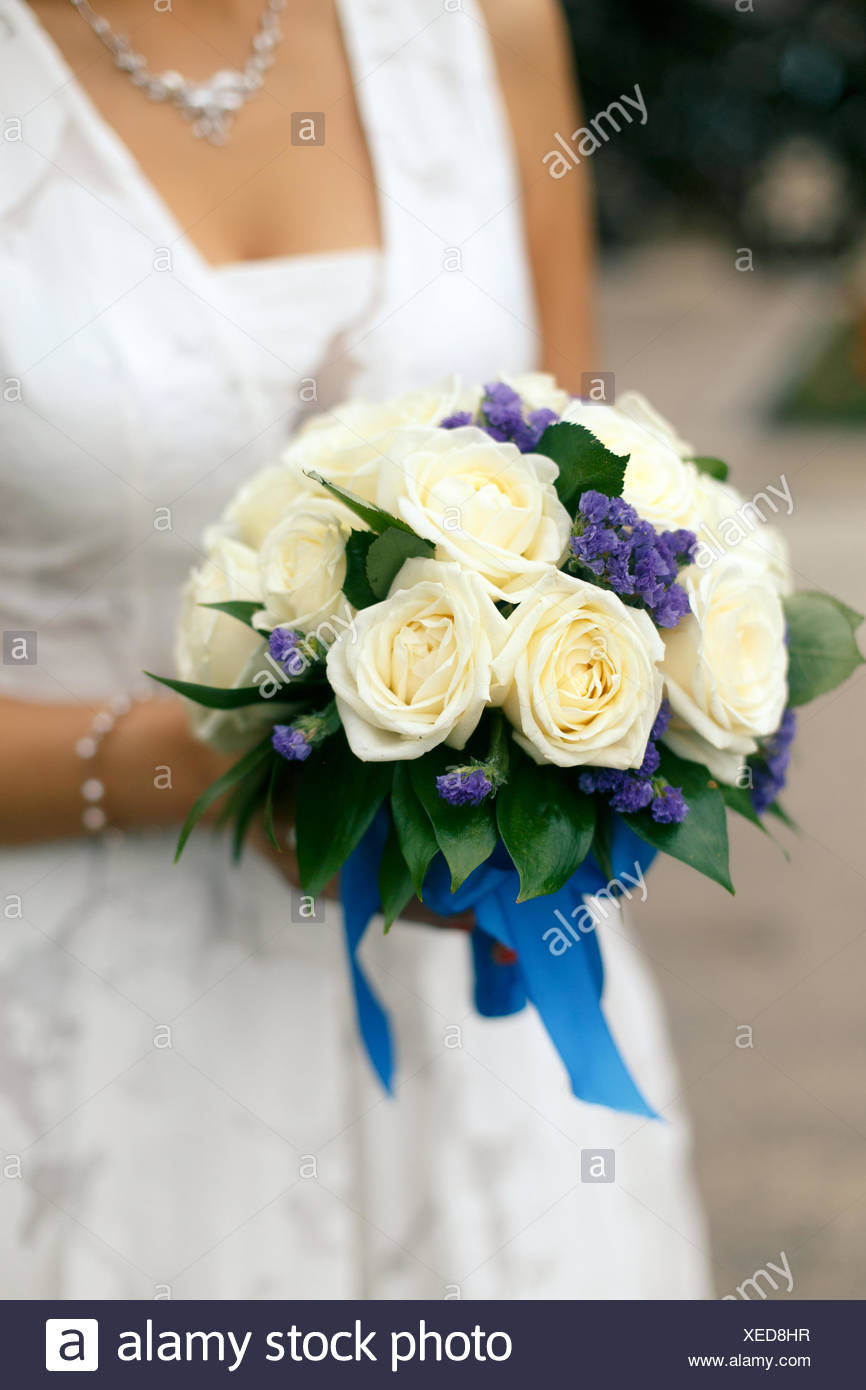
[[0, 698, 473, 925], [478, 0, 597, 392], [0, 696, 228, 844]]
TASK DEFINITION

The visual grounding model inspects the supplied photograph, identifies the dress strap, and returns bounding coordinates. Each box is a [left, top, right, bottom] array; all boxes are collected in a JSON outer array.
[[335, 0, 537, 395], [0, 1, 67, 219]]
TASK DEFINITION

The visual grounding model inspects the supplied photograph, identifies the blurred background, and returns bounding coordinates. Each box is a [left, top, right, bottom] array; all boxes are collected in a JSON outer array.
[[561, 0, 866, 1298]]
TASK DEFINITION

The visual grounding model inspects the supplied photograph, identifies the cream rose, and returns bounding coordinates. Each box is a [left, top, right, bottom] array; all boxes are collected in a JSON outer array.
[[376, 426, 572, 601], [326, 558, 505, 761], [222, 463, 309, 549], [561, 399, 700, 531], [615, 390, 695, 458], [491, 570, 665, 768], [660, 553, 788, 783], [255, 494, 361, 635], [283, 377, 478, 504], [174, 536, 267, 749], [693, 472, 793, 596]]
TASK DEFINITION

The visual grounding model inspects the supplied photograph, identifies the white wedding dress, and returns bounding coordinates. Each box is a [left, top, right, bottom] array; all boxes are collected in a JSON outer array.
[[0, 0, 711, 1298]]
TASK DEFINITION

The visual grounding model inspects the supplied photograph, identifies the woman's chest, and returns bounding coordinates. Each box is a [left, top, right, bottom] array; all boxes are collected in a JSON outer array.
[[24, 1, 382, 267]]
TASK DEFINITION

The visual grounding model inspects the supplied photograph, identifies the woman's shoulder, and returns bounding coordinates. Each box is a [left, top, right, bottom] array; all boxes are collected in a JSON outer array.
[[476, 0, 571, 60], [475, 0, 580, 173]]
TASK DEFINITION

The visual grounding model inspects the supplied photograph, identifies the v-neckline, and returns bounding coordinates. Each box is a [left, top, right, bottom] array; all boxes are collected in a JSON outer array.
[[16, 0, 388, 278]]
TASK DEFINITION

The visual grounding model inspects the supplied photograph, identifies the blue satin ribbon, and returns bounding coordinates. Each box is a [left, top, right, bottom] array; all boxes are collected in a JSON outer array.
[[339, 814, 658, 1116]]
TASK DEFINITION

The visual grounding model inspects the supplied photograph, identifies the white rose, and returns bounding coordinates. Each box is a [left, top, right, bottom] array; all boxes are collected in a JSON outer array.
[[174, 537, 267, 749], [222, 463, 309, 549], [491, 569, 665, 769], [255, 494, 361, 635], [660, 553, 788, 783], [499, 370, 571, 416], [561, 399, 700, 531], [326, 558, 505, 761], [615, 390, 695, 458], [284, 377, 478, 504], [693, 472, 793, 596], [376, 426, 572, 601]]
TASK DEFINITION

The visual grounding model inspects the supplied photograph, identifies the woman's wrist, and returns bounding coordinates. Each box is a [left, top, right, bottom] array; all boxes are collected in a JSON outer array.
[[99, 698, 229, 831]]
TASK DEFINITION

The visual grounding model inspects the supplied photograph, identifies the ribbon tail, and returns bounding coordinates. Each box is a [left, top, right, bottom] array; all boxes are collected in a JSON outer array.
[[476, 879, 658, 1119], [339, 815, 395, 1093]]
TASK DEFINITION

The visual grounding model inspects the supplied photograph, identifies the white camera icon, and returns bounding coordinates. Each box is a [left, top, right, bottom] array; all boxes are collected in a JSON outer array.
[[45, 1320, 99, 1372]]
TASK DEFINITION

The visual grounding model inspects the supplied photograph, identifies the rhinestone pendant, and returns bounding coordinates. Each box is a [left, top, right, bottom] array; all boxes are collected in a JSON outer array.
[[180, 68, 248, 146]]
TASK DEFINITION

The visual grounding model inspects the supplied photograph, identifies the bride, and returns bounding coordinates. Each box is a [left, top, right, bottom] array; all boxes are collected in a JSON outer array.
[[0, 0, 711, 1297]]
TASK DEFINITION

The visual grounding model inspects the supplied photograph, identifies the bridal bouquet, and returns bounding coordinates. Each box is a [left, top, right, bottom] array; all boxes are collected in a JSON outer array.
[[153, 374, 862, 1115]]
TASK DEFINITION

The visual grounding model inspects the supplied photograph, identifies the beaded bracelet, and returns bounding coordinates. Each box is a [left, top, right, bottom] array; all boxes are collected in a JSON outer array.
[[75, 693, 135, 836]]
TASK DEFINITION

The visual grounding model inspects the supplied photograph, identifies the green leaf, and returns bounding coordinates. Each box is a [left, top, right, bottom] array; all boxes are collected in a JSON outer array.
[[784, 591, 864, 705], [591, 803, 616, 882], [722, 782, 791, 859], [198, 600, 265, 629], [366, 527, 435, 600], [307, 471, 419, 536], [497, 756, 595, 901], [175, 734, 273, 861], [214, 777, 249, 830], [408, 748, 498, 891], [231, 758, 272, 863], [624, 750, 734, 893], [295, 734, 392, 898], [535, 422, 628, 510], [342, 530, 378, 610], [391, 763, 439, 897], [688, 456, 729, 482], [767, 799, 799, 832], [146, 671, 324, 708], [378, 818, 415, 930], [720, 781, 766, 831], [263, 757, 283, 852]]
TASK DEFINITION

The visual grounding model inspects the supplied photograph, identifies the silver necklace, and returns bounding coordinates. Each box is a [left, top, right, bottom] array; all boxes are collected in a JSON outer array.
[[68, 0, 287, 145]]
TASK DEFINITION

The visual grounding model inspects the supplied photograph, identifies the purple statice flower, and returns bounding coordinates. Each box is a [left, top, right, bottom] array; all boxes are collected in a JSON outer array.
[[610, 778, 654, 815], [437, 715, 511, 807], [638, 740, 661, 778], [650, 785, 688, 823], [650, 698, 672, 742], [513, 407, 559, 453], [480, 381, 525, 441], [439, 383, 561, 454], [568, 491, 696, 629], [578, 699, 689, 824], [579, 491, 611, 525], [269, 625, 325, 677], [441, 411, 473, 430], [272, 702, 340, 764], [269, 627, 301, 666], [436, 765, 493, 807], [578, 767, 652, 815], [749, 709, 797, 814], [651, 583, 692, 628], [268, 625, 317, 679], [272, 723, 312, 762]]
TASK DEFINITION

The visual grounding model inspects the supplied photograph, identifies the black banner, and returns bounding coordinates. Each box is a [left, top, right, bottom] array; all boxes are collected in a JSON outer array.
[[8, 1298, 857, 1386]]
